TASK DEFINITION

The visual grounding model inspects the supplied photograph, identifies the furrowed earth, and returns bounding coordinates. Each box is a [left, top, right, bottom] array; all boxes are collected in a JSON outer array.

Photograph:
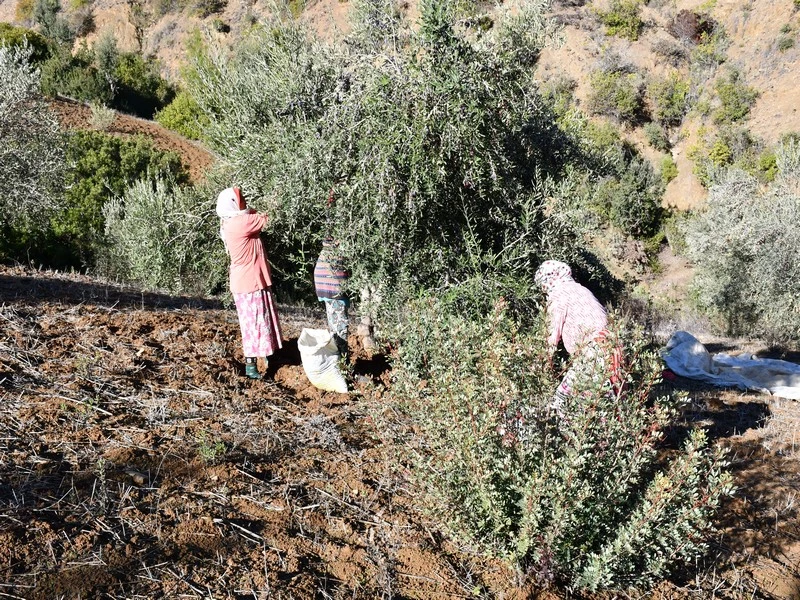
[[1, 264, 799, 600]]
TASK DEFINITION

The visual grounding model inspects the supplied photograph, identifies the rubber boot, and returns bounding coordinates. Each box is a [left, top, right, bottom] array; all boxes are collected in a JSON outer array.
[[245, 357, 261, 380]]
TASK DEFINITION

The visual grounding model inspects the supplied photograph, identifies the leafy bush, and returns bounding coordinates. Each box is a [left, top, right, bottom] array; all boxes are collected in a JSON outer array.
[[382, 294, 732, 591], [38, 29, 174, 118], [587, 69, 644, 124], [660, 154, 678, 185], [689, 30, 729, 72], [683, 140, 800, 343], [186, 0, 606, 306], [713, 69, 758, 124], [114, 52, 175, 118], [101, 177, 227, 295], [550, 118, 665, 240], [33, 0, 74, 47], [52, 130, 188, 266], [40, 43, 112, 104], [644, 122, 670, 151], [597, 0, 643, 41], [777, 35, 795, 52], [647, 72, 690, 127], [192, 0, 226, 18], [592, 158, 664, 237], [154, 90, 208, 139], [0, 23, 51, 62], [0, 43, 66, 260]]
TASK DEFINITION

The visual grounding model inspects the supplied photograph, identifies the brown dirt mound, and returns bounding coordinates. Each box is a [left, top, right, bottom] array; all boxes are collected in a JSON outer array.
[[1, 264, 799, 599], [50, 97, 215, 183]]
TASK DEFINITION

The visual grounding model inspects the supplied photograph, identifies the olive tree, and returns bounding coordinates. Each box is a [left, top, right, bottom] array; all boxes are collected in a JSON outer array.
[[0, 43, 65, 238]]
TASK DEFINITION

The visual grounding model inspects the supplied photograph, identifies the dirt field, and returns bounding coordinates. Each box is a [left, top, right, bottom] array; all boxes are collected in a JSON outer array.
[[1, 264, 799, 599]]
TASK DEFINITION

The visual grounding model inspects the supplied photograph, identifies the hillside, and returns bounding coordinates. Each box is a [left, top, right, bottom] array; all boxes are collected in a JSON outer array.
[[2, 0, 797, 210]]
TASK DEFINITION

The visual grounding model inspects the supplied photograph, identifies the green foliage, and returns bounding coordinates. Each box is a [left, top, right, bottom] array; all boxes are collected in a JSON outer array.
[[193, 0, 226, 18], [541, 75, 577, 117], [114, 52, 175, 118], [186, 1, 592, 306], [644, 122, 670, 151], [0, 23, 51, 63], [40, 43, 112, 104], [0, 44, 66, 261], [588, 69, 643, 124], [592, 158, 664, 237], [154, 90, 208, 139], [548, 117, 666, 240], [647, 72, 690, 127], [51, 131, 187, 267], [777, 35, 795, 52], [713, 69, 758, 124], [598, 0, 644, 41], [660, 154, 678, 185], [33, 0, 74, 46], [683, 140, 800, 343], [196, 430, 226, 463], [287, 0, 304, 19], [39, 34, 174, 118], [757, 149, 777, 182], [382, 294, 732, 591], [101, 177, 227, 295], [690, 30, 728, 71]]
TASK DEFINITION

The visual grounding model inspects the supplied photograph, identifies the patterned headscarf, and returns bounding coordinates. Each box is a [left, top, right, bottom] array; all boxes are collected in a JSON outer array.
[[216, 187, 248, 252], [534, 260, 573, 294]]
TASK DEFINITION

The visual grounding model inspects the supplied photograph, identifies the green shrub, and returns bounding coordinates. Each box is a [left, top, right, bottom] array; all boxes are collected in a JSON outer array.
[[154, 90, 208, 139], [101, 177, 227, 295], [0, 44, 66, 261], [0, 23, 51, 63], [597, 0, 644, 41], [646, 72, 690, 127], [287, 0, 304, 19], [40, 44, 112, 104], [757, 149, 777, 182], [588, 69, 644, 124], [51, 131, 188, 267], [186, 0, 595, 305], [777, 35, 795, 52], [114, 52, 175, 118], [33, 0, 74, 46], [690, 30, 728, 70], [644, 122, 670, 151], [713, 69, 758, 124], [683, 140, 800, 343], [383, 294, 732, 591], [592, 158, 664, 237], [541, 75, 577, 117], [660, 154, 678, 185], [192, 0, 225, 18]]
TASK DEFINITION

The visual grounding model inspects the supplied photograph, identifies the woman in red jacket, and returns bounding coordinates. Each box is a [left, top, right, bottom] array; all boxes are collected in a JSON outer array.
[[216, 187, 283, 379]]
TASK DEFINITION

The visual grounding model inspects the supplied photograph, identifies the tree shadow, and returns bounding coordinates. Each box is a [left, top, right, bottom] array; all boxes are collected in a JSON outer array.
[[0, 271, 223, 311]]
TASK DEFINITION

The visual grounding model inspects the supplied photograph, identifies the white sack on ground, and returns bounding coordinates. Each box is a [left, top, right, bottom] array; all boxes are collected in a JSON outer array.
[[661, 331, 800, 400], [298, 328, 348, 393]]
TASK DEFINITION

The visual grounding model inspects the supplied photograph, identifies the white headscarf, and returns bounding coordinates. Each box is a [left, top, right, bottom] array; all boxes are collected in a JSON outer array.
[[216, 187, 248, 252], [534, 260, 573, 294]]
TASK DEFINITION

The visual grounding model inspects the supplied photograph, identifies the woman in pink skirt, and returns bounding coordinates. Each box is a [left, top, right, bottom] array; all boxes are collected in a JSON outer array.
[[216, 187, 283, 379]]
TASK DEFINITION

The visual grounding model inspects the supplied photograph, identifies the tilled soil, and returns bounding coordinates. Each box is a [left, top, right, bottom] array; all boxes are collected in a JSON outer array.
[[1, 265, 799, 599]]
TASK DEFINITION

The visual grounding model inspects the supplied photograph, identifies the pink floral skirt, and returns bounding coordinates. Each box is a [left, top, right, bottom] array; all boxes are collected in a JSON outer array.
[[233, 288, 283, 358]]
